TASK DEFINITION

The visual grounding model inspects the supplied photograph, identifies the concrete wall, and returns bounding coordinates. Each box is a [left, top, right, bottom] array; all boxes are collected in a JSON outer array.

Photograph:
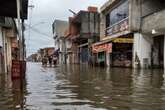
[[133, 33, 152, 68], [52, 20, 68, 37], [141, 0, 165, 17], [142, 9, 165, 35], [130, 0, 165, 32], [100, 13, 106, 40], [129, 0, 141, 32]]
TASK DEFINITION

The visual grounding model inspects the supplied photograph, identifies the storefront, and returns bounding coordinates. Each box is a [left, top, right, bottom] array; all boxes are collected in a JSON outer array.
[[80, 46, 88, 63], [112, 36, 133, 67], [93, 34, 133, 67], [92, 43, 112, 66]]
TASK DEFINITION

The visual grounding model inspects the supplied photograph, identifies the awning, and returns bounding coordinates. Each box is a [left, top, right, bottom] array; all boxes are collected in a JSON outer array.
[[0, 0, 28, 19], [93, 33, 133, 46]]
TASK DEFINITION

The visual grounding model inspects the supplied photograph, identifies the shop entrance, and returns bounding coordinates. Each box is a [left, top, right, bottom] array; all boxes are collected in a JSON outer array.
[[112, 43, 133, 67], [80, 46, 88, 63], [151, 36, 164, 68], [98, 51, 106, 66]]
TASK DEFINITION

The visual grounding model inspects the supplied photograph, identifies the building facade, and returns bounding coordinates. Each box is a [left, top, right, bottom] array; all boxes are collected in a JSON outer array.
[[93, 0, 165, 68], [132, 0, 165, 69], [93, 0, 132, 67], [52, 20, 69, 64], [0, 0, 28, 75], [0, 18, 18, 73], [68, 7, 100, 64]]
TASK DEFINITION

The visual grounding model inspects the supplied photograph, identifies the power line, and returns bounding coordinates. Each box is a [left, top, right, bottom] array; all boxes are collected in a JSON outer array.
[[27, 0, 34, 53]]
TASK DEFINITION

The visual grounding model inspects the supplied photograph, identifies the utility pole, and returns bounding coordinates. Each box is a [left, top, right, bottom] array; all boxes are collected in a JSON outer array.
[[16, 0, 23, 60]]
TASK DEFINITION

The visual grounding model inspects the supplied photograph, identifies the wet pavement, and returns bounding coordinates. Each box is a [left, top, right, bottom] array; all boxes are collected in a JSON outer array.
[[1, 62, 165, 110]]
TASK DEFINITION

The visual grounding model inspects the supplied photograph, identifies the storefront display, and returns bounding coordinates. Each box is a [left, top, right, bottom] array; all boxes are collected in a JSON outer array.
[[92, 43, 112, 66], [112, 37, 133, 67]]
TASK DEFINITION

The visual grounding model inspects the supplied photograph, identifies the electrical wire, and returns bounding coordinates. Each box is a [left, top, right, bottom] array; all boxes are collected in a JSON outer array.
[[25, 24, 52, 39]]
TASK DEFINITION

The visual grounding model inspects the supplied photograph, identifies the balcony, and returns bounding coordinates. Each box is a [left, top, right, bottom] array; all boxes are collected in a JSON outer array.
[[105, 17, 129, 38]]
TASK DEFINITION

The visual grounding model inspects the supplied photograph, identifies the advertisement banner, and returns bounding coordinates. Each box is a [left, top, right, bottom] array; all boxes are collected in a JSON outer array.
[[92, 43, 112, 53], [12, 60, 26, 79]]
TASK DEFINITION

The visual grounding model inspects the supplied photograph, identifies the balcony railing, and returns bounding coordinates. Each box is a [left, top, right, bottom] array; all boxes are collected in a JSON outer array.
[[106, 17, 129, 36]]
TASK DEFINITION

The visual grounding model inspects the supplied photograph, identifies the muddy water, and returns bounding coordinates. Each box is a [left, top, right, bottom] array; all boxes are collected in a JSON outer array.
[[0, 63, 165, 110]]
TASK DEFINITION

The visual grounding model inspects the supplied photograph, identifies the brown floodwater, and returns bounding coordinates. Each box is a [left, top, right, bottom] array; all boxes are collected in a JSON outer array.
[[0, 62, 165, 110]]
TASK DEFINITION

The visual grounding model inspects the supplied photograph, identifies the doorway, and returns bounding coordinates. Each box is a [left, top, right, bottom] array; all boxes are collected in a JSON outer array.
[[151, 36, 164, 68], [98, 51, 106, 67]]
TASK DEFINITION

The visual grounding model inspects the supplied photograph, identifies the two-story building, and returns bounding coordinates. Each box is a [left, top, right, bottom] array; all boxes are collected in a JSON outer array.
[[68, 7, 100, 64], [93, 0, 132, 67], [93, 0, 165, 68]]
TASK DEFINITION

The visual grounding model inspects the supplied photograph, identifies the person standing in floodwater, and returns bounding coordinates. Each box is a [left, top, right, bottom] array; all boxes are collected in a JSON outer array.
[[53, 56, 57, 66], [48, 56, 53, 67], [42, 56, 48, 66]]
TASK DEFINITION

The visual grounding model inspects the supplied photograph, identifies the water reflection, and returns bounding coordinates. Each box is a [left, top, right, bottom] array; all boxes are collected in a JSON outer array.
[[1, 63, 165, 110], [0, 74, 27, 110]]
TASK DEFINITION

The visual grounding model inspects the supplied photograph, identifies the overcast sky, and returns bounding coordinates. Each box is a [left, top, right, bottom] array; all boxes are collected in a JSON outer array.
[[25, 0, 106, 56]]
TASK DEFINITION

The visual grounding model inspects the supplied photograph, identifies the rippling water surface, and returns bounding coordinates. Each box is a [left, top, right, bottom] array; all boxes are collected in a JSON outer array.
[[0, 62, 165, 110]]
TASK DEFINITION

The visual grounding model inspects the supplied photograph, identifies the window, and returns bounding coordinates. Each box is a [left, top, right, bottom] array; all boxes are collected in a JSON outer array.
[[106, 14, 110, 28], [109, 0, 129, 26]]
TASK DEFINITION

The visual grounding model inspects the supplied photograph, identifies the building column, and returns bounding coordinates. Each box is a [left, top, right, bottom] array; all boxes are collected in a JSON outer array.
[[106, 52, 110, 66], [2, 29, 7, 73], [164, 35, 165, 69], [133, 33, 152, 68], [0, 27, 3, 73]]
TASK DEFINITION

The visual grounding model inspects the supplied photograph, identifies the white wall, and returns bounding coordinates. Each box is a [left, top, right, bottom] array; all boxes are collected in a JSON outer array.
[[133, 33, 152, 68]]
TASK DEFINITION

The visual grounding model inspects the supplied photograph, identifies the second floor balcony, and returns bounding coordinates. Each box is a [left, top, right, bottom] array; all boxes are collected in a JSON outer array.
[[105, 17, 129, 38]]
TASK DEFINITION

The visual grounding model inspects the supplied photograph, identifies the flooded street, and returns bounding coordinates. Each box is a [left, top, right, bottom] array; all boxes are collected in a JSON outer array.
[[1, 63, 165, 110]]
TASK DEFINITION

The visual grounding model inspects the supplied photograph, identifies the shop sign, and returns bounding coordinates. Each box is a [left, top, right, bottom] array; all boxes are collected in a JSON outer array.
[[12, 60, 21, 79], [106, 18, 129, 36], [12, 60, 26, 79], [113, 38, 133, 43], [93, 43, 112, 53]]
